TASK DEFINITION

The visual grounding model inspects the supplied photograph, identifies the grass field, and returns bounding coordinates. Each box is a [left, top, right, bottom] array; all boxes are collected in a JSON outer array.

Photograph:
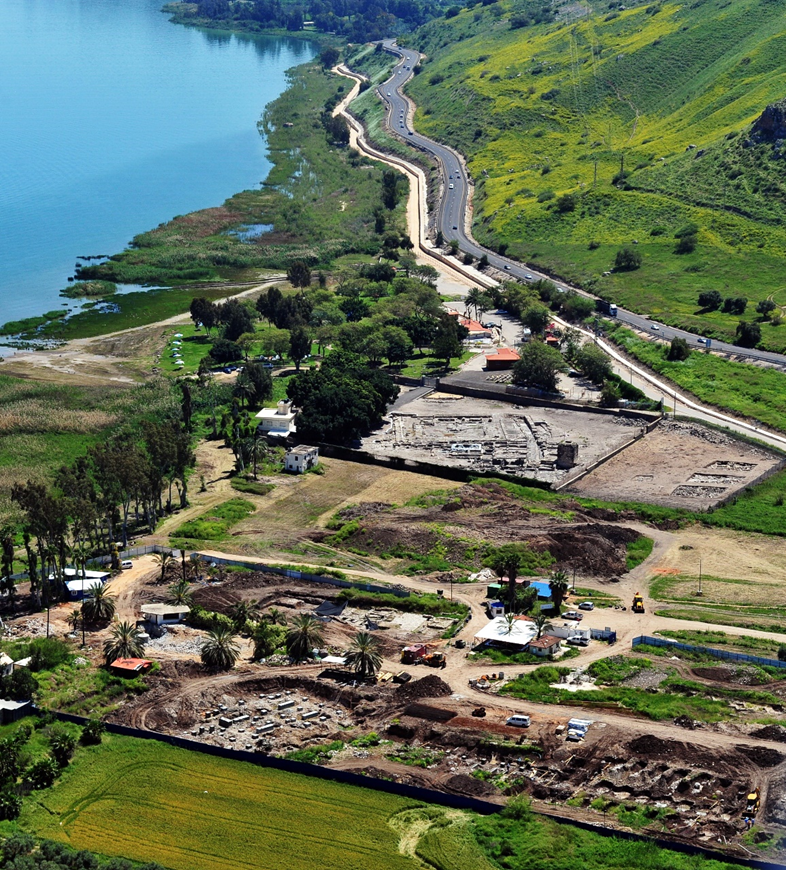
[[19, 735, 418, 870], [406, 0, 786, 351], [13, 730, 749, 870], [607, 323, 786, 433], [0, 375, 176, 501]]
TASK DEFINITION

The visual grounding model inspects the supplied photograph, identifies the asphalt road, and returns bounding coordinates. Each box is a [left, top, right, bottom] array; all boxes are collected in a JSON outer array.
[[377, 41, 786, 370]]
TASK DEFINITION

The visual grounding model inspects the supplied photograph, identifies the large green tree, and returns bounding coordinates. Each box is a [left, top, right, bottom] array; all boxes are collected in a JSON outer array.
[[286, 614, 324, 660], [287, 350, 399, 444], [103, 621, 146, 665], [512, 341, 567, 393], [345, 631, 383, 679], [201, 626, 240, 670]]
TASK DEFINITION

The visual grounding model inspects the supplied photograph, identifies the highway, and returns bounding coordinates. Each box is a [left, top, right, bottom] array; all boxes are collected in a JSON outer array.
[[377, 41, 786, 371]]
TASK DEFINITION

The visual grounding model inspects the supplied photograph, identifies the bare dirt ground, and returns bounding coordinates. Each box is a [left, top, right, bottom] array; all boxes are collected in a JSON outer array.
[[569, 419, 783, 509], [365, 393, 646, 484]]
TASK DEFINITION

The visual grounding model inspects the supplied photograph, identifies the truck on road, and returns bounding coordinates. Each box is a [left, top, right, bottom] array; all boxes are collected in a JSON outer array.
[[596, 299, 618, 317]]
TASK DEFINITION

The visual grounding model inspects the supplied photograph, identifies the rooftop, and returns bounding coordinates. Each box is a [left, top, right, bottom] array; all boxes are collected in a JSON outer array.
[[528, 634, 561, 649], [141, 604, 191, 616], [485, 347, 520, 361], [473, 615, 536, 648], [110, 658, 152, 672]]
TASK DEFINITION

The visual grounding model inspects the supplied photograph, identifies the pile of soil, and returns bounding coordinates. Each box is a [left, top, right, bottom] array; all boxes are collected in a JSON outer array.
[[312, 482, 642, 577], [395, 675, 452, 702], [335, 502, 393, 522], [752, 725, 786, 743], [443, 773, 496, 797], [736, 745, 784, 768], [403, 703, 456, 722]]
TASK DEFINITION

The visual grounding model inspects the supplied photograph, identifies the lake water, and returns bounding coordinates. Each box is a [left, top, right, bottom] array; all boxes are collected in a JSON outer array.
[[0, 0, 314, 325]]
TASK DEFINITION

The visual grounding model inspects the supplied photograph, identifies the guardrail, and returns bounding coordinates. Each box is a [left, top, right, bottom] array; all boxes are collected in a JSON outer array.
[[632, 635, 786, 669]]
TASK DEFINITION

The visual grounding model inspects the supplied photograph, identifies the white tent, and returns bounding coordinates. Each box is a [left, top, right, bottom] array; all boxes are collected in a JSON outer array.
[[473, 615, 537, 650]]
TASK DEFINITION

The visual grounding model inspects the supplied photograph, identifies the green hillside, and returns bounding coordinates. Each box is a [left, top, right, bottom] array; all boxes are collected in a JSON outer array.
[[405, 0, 786, 350]]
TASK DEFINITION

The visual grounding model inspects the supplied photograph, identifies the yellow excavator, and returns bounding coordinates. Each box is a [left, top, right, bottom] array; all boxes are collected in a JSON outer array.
[[746, 789, 761, 816], [632, 593, 645, 614]]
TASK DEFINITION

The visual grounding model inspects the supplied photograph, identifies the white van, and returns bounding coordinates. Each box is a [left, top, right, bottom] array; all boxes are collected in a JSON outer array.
[[506, 714, 531, 728], [121, 560, 133, 570]]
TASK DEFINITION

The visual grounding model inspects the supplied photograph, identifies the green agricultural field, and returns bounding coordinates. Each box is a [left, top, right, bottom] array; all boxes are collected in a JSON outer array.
[[406, 0, 786, 350], [19, 736, 418, 870], [14, 731, 748, 870]]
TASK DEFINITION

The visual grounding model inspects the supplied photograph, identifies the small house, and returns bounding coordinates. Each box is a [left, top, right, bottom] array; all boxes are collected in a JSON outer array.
[[484, 347, 520, 371], [256, 400, 297, 438], [140, 603, 190, 626], [285, 445, 319, 474], [0, 653, 13, 677], [110, 658, 152, 677], [487, 600, 505, 618], [66, 578, 104, 600], [527, 634, 562, 657], [0, 699, 32, 724]]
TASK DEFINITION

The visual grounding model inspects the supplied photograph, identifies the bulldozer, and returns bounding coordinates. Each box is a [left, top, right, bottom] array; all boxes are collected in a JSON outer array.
[[423, 652, 446, 668], [632, 593, 645, 614]]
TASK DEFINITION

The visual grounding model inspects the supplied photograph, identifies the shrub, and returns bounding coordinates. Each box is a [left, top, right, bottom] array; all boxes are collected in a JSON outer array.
[[736, 320, 761, 347], [697, 289, 722, 310], [29, 637, 71, 671], [537, 190, 555, 202], [674, 233, 697, 254], [614, 247, 642, 271], [25, 757, 59, 789], [667, 337, 690, 361], [48, 724, 77, 767], [81, 719, 106, 745], [556, 193, 577, 213]]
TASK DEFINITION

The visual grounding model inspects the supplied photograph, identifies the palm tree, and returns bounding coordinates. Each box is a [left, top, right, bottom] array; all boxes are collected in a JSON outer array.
[[549, 570, 570, 616], [251, 621, 280, 660], [82, 583, 116, 624], [532, 611, 554, 640], [71, 541, 92, 578], [345, 632, 383, 679], [188, 552, 203, 580], [504, 613, 517, 635], [67, 609, 82, 633], [286, 614, 323, 661], [200, 625, 240, 670], [230, 600, 259, 631], [465, 287, 481, 321], [264, 606, 287, 626], [153, 552, 175, 583], [103, 621, 146, 664], [167, 577, 193, 607]]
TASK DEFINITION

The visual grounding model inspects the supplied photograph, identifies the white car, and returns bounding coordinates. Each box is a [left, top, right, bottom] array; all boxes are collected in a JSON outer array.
[[524, 274, 533, 281], [563, 610, 583, 621], [506, 714, 531, 727], [578, 601, 594, 611], [650, 324, 660, 331]]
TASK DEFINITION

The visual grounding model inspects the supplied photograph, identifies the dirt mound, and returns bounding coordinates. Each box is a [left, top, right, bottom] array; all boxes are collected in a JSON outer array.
[[403, 703, 456, 722], [735, 745, 784, 768], [395, 674, 452, 702], [336, 502, 393, 521], [751, 725, 786, 743], [443, 773, 497, 797]]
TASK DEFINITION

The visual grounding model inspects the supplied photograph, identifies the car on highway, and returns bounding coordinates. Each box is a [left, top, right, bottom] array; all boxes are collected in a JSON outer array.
[[504, 265, 510, 270], [563, 610, 583, 621], [449, 183, 454, 189], [452, 224, 458, 229], [408, 130, 413, 135], [578, 601, 595, 611], [650, 324, 660, 331], [697, 337, 707, 344], [524, 274, 533, 281], [387, 91, 391, 96]]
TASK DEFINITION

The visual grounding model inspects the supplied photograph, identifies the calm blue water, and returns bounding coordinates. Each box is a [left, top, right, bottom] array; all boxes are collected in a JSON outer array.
[[0, 0, 314, 324]]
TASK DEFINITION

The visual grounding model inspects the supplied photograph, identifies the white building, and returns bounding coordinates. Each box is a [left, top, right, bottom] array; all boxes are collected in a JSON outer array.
[[140, 604, 190, 626], [256, 400, 297, 437], [473, 615, 537, 650], [285, 445, 319, 474]]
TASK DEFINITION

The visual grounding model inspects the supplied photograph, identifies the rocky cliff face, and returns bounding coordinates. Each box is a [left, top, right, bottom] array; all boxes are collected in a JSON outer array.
[[747, 97, 786, 155]]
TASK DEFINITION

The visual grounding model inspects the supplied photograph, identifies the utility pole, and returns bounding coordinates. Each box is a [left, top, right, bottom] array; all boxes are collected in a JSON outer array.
[[697, 558, 703, 596]]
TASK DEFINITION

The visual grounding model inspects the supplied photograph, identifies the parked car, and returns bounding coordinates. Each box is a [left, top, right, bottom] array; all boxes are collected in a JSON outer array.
[[506, 714, 531, 728], [578, 601, 595, 611], [566, 635, 589, 646], [121, 560, 133, 570], [563, 610, 583, 621]]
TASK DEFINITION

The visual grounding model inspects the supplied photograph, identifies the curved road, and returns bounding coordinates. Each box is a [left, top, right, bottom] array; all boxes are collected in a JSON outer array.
[[377, 41, 786, 371]]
